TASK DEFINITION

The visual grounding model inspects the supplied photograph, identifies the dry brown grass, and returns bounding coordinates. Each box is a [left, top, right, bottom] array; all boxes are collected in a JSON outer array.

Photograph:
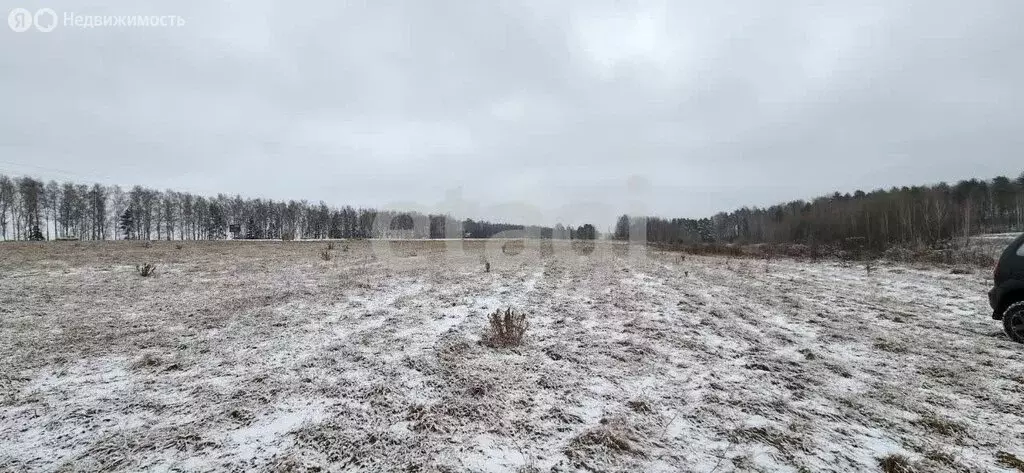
[[0, 239, 1019, 472]]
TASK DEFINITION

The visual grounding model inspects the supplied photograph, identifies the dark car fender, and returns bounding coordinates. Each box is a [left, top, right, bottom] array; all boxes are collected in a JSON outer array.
[[992, 279, 1024, 319]]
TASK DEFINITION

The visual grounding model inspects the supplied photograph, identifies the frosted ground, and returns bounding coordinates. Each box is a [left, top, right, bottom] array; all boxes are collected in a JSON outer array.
[[1, 239, 1022, 472]]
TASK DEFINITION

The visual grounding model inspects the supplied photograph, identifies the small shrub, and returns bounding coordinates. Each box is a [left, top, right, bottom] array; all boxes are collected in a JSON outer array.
[[135, 263, 157, 277], [320, 249, 332, 261], [483, 307, 528, 347]]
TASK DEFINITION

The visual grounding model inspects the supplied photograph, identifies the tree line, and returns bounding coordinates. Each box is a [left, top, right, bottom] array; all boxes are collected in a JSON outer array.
[[0, 174, 601, 242], [615, 173, 1024, 250]]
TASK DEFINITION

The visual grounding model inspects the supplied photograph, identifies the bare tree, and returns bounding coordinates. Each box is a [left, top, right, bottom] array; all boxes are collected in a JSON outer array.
[[0, 175, 13, 240]]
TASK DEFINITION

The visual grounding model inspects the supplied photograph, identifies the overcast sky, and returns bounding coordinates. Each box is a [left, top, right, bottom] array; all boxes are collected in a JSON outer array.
[[2, 0, 1022, 228]]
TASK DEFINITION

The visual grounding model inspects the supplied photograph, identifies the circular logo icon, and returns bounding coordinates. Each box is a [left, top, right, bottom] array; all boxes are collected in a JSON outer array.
[[8, 8, 32, 32], [34, 8, 57, 32]]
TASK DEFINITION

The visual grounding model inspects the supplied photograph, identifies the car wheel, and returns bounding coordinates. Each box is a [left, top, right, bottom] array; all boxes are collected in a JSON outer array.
[[1003, 301, 1024, 343]]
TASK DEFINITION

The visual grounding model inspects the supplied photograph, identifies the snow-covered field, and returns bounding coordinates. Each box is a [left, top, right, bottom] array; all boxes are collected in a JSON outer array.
[[1, 240, 1022, 472]]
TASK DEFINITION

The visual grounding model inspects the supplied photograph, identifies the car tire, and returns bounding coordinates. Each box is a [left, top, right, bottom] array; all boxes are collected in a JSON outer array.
[[1003, 301, 1024, 343]]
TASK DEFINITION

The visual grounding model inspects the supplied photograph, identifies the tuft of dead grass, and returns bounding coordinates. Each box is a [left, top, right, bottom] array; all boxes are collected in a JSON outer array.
[[873, 339, 908, 354], [997, 451, 1024, 472], [130, 352, 163, 370], [922, 449, 957, 468], [627, 398, 654, 414], [565, 417, 646, 467], [727, 425, 808, 460], [950, 266, 973, 275], [878, 454, 917, 473], [913, 414, 966, 438]]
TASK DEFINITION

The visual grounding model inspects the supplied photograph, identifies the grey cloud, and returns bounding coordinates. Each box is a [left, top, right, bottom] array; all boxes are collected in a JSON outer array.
[[2, 0, 1022, 227]]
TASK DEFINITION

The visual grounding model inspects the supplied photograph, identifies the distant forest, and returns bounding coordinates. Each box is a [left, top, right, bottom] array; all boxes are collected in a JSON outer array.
[[615, 173, 1024, 250], [2, 172, 1021, 249], [0, 174, 599, 242]]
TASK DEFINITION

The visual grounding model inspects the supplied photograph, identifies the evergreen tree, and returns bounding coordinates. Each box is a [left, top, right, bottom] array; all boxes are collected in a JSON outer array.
[[119, 208, 134, 240], [553, 223, 567, 239], [28, 224, 44, 241], [613, 215, 630, 240], [246, 217, 258, 239], [576, 223, 597, 240], [207, 202, 226, 239]]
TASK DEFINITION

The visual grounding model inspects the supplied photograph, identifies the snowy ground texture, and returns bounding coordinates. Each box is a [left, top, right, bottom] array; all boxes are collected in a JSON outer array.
[[1, 239, 1023, 472]]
